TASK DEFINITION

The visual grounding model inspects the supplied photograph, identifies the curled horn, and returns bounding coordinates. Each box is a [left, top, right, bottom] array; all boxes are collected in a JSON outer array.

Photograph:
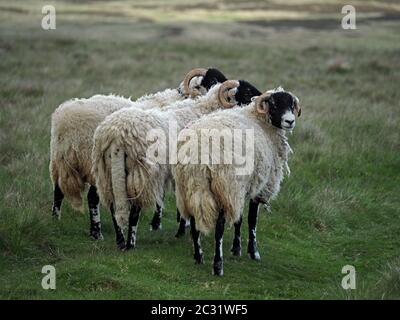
[[183, 68, 208, 97], [288, 91, 301, 117], [294, 96, 301, 117], [255, 92, 272, 114], [217, 80, 240, 108]]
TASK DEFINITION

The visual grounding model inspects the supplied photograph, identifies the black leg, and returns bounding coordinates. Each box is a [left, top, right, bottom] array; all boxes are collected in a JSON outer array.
[[248, 199, 261, 261], [87, 185, 103, 240], [149, 204, 162, 231], [213, 210, 225, 276], [110, 204, 126, 250], [52, 183, 64, 219], [125, 203, 141, 250], [230, 216, 242, 256], [190, 216, 203, 264], [175, 209, 187, 238]]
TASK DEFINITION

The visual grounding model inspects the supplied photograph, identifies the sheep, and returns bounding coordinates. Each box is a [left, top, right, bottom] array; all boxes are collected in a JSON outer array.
[[49, 68, 226, 242], [91, 79, 262, 250], [173, 87, 301, 276]]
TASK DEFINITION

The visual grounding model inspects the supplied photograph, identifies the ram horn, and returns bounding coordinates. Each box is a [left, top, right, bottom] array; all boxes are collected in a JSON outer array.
[[183, 68, 208, 97], [217, 80, 240, 108], [255, 92, 272, 114], [288, 91, 301, 117], [294, 96, 301, 117]]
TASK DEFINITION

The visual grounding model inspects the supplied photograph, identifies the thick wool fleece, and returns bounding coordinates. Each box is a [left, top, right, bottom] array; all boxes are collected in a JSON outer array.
[[173, 103, 292, 234], [92, 83, 230, 228], [50, 89, 183, 211]]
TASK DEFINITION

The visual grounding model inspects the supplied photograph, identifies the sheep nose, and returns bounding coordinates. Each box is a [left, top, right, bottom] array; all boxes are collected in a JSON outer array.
[[285, 119, 294, 125]]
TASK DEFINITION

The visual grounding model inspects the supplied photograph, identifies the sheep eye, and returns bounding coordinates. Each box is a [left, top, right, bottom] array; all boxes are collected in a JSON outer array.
[[195, 85, 201, 90]]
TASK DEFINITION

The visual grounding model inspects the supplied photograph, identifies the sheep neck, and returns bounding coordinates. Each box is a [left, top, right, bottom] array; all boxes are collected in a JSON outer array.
[[244, 104, 293, 176], [168, 89, 222, 130]]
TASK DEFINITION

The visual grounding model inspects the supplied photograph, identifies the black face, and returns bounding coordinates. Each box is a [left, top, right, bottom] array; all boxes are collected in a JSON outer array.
[[234, 80, 262, 105], [200, 68, 228, 90], [266, 91, 295, 129]]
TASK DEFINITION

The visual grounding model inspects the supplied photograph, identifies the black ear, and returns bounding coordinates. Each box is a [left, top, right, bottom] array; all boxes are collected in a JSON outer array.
[[235, 80, 262, 105], [201, 68, 227, 89]]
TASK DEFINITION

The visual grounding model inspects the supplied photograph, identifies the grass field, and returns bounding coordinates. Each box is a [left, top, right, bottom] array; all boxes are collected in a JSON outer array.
[[0, 0, 399, 299]]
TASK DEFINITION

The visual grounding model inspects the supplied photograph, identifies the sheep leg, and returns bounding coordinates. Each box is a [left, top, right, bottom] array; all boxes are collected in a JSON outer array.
[[230, 216, 242, 256], [213, 210, 225, 276], [175, 209, 187, 238], [149, 204, 162, 231], [150, 191, 164, 231], [190, 216, 203, 264], [52, 183, 64, 219], [125, 203, 141, 250], [247, 199, 261, 261], [110, 204, 126, 250], [87, 185, 103, 240]]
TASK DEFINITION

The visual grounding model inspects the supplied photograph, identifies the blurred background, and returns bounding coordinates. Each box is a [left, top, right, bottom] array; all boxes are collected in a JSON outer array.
[[0, 0, 399, 299]]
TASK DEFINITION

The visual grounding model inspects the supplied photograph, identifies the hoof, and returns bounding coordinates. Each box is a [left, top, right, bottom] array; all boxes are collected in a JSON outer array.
[[248, 251, 261, 261], [194, 254, 204, 264], [175, 229, 186, 238], [124, 243, 136, 251], [52, 208, 61, 220], [150, 223, 162, 231], [230, 246, 241, 257], [116, 238, 126, 251], [90, 231, 104, 241], [125, 237, 136, 251], [212, 261, 224, 276]]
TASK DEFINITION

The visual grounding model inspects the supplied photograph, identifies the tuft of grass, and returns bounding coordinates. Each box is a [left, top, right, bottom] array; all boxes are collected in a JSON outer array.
[[377, 259, 400, 299]]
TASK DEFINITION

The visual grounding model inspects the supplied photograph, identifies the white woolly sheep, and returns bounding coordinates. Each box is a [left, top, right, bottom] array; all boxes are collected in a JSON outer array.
[[49, 68, 224, 242], [173, 87, 301, 275], [91, 79, 261, 250]]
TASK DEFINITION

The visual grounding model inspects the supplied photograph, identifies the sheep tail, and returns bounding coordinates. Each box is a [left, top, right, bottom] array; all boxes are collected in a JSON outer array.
[[110, 143, 130, 229], [50, 149, 85, 212], [60, 160, 85, 211], [210, 176, 238, 226], [187, 184, 219, 235]]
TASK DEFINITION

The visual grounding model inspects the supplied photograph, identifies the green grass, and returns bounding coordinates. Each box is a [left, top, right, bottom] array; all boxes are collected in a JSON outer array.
[[0, 0, 400, 299]]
